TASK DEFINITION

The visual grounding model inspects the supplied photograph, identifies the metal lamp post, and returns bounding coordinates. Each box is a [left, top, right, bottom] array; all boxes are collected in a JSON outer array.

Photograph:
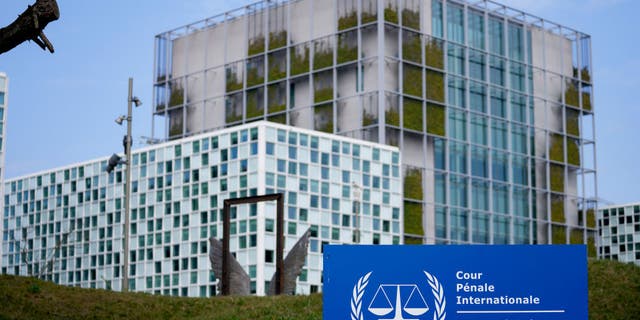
[[108, 77, 141, 292]]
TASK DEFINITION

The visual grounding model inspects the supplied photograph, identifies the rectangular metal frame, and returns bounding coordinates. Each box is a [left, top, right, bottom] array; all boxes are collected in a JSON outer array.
[[222, 193, 284, 295]]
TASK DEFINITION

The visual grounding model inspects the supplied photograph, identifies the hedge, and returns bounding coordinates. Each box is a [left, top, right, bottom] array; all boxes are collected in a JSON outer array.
[[403, 64, 422, 97], [404, 168, 423, 200], [550, 164, 565, 193], [403, 98, 422, 131], [404, 201, 424, 236], [425, 39, 444, 69], [552, 225, 566, 244], [426, 70, 445, 102], [427, 103, 445, 136]]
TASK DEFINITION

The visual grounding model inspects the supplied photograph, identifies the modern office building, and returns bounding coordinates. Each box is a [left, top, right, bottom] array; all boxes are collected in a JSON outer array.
[[152, 0, 597, 250], [0, 73, 7, 262], [1, 121, 403, 295], [597, 203, 640, 266]]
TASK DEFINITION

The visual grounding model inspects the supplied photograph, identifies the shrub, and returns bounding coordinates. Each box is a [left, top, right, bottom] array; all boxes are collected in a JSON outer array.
[[248, 35, 265, 56], [403, 98, 422, 131], [565, 109, 580, 136], [268, 31, 287, 50], [246, 90, 263, 119], [564, 81, 579, 107], [567, 138, 581, 167], [570, 228, 584, 244], [314, 48, 333, 70], [314, 103, 333, 133], [426, 70, 444, 102], [552, 225, 566, 244], [404, 201, 424, 236], [404, 168, 423, 200], [426, 103, 445, 136], [582, 92, 592, 111], [267, 113, 286, 124], [385, 108, 399, 126], [362, 110, 376, 126], [226, 70, 243, 92], [403, 64, 422, 97], [28, 283, 40, 294], [551, 197, 565, 223], [338, 11, 357, 30], [403, 34, 421, 63], [246, 67, 264, 87], [268, 84, 286, 113], [337, 39, 357, 64], [290, 46, 310, 76], [549, 133, 564, 162], [550, 164, 565, 193], [404, 236, 423, 244], [402, 9, 420, 30], [169, 121, 182, 137], [425, 39, 444, 69], [361, 11, 377, 24], [314, 87, 333, 103], [169, 86, 184, 107], [586, 209, 595, 228], [384, 5, 398, 24], [268, 54, 286, 82]]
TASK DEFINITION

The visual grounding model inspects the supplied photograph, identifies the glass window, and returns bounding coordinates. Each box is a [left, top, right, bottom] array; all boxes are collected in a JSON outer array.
[[446, 3, 464, 43], [489, 56, 505, 86], [449, 142, 467, 174], [468, 11, 484, 49], [492, 151, 508, 182], [471, 147, 487, 178], [472, 180, 489, 210], [508, 22, 524, 61], [469, 51, 485, 81], [488, 17, 503, 55], [432, 0, 443, 38]]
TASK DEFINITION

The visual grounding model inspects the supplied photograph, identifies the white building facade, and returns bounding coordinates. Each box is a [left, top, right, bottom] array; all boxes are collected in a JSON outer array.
[[597, 203, 640, 266], [1, 122, 403, 296]]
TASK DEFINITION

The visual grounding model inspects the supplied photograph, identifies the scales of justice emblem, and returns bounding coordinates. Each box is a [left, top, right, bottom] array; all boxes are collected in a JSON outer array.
[[351, 271, 446, 320], [368, 284, 429, 320]]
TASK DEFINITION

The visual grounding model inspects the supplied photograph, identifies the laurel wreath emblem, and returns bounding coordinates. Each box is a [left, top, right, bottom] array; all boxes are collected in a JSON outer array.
[[424, 271, 447, 320], [350, 271, 372, 320], [350, 271, 445, 320]]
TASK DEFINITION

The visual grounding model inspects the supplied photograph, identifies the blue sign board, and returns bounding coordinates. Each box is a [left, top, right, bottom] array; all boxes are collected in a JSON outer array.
[[323, 245, 587, 320]]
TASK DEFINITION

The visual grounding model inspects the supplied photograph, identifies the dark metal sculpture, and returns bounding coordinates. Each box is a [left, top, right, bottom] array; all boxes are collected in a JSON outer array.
[[267, 228, 311, 295], [208, 237, 251, 295], [221, 194, 284, 295], [209, 228, 312, 296], [208, 193, 311, 296], [0, 0, 60, 54]]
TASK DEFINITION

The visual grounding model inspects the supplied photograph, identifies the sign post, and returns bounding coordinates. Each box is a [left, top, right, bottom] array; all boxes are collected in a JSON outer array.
[[323, 245, 587, 319]]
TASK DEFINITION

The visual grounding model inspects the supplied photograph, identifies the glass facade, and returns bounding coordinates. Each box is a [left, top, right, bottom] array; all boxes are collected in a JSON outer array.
[[597, 204, 640, 266], [1, 122, 402, 295], [153, 0, 596, 250]]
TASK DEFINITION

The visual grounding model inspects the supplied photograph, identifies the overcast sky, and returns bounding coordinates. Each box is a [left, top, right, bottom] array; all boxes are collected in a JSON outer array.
[[0, 0, 638, 205]]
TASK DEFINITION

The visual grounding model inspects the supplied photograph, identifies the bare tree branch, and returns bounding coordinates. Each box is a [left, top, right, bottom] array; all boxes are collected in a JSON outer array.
[[0, 0, 60, 54]]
